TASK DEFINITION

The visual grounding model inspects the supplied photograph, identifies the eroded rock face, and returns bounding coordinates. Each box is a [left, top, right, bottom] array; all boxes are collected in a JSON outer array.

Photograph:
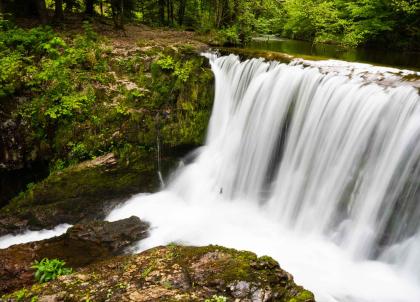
[[0, 216, 149, 295], [2, 245, 315, 302]]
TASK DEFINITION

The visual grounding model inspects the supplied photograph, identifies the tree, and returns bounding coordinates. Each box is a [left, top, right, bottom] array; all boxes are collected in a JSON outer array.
[[177, 0, 186, 25], [54, 0, 64, 21], [111, 0, 125, 29], [35, 0, 48, 24], [85, 0, 95, 16]]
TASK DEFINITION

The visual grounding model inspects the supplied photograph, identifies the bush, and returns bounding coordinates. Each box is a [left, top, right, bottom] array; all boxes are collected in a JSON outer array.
[[31, 258, 72, 283], [0, 51, 23, 97], [218, 26, 241, 45]]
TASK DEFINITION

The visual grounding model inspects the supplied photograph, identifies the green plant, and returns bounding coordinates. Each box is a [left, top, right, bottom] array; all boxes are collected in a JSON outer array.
[[15, 288, 28, 301], [155, 54, 175, 70], [68, 142, 93, 161], [31, 258, 72, 283], [205, 295, 228, 302], [0, 51, 23, 97], [141, 263, 155, 279], [50, 159, 67, 173], [218, 26, 241, 45]]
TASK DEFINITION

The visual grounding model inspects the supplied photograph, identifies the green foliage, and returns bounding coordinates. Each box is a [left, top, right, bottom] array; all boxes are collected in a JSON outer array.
[[31, 258, 73, 283], [0, 51, 23, 97], [205, 295, 228, 302], [68, 142, 94, 161], [2, 0, 418, 50], [0, 22, 213, 173], [50, 159, 67, 173], [218, 26, 241, 45], [155, 54, 194, 82], [15, 289, 28, 301], [156, 55, 176, 70], [42, 37, 66, 58], [266, 0, 419, 49]]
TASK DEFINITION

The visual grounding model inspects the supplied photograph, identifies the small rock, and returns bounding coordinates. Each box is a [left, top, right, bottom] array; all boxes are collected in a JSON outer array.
[[230, 280, 251, 298], [38, 294, 60, 302], [76, 273, 90, 282]]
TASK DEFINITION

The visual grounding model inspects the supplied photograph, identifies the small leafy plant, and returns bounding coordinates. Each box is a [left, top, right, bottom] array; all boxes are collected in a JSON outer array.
[[205, 295, 228, 302], [31, 258, 73, 283]]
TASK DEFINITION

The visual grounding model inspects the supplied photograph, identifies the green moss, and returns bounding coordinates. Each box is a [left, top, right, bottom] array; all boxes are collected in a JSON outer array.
[[288, 290, 314, 302], [1, 27, 214, 229], [12, 245, 314, 302]]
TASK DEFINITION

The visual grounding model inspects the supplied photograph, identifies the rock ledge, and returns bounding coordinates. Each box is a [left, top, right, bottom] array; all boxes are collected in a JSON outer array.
[[2, 245, 315, 302]]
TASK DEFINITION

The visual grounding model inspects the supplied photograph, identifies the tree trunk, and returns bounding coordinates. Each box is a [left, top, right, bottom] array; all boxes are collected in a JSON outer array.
[[169, 0, 174, 25], [119, 0, 124, 29], [178, 0, 186, 25], [64, 0, 74, 13], [54, 0, 64, 21], [35, 0, 48, 24], [166, 0, 170, 25], [85, 0, 94, 16], [158, 0, 165, 25], [111, 0, 124, 30]]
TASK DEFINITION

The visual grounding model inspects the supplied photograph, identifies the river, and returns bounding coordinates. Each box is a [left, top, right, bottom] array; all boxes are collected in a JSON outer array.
[[249, 36, 420, 71]]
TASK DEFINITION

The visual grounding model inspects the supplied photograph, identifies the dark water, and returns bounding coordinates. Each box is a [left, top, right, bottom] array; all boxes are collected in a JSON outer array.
[[249, 38, 420, 71]]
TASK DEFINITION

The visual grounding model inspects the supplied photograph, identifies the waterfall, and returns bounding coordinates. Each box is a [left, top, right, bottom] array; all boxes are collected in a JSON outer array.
[[108, 54, 420, 302]]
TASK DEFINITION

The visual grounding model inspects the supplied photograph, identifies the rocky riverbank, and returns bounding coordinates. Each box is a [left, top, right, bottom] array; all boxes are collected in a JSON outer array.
[[2, 244, 315, 302], [0, 216, 148, 294]]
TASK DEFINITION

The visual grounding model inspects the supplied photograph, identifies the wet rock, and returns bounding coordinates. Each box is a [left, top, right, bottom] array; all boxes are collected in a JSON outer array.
[[2, 245, 315, 302], [0, 153, 159, 236], [0, 118, 25, 171], [0, 216, 149, 295]]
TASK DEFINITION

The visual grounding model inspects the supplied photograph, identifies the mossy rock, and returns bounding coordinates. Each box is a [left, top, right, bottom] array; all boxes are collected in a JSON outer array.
[[3, 245, 315, 302], [0, 152, 159, 236], [218, 47, 295, 63]]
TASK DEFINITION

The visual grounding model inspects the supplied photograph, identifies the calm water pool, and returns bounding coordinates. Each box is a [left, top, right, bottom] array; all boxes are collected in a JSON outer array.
[[248, 37, 420, 70]]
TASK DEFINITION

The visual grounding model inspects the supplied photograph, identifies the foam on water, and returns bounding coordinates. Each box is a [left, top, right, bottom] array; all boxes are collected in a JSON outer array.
[[0, 224, 71, 249], [108, 192, 420, 302]]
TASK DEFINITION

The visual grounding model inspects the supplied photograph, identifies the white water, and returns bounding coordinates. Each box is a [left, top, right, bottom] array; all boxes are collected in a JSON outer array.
[[0, 224, 71, 249], [108, 55, 420, 302]]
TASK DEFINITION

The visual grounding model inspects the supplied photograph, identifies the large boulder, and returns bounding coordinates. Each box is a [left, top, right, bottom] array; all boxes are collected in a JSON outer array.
[[0, 216, 149, 295], [2, 245, 315, 302]]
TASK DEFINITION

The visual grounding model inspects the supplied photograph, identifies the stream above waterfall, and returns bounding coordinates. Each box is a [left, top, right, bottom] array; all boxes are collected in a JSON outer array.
[[249, 37, 420, 71]]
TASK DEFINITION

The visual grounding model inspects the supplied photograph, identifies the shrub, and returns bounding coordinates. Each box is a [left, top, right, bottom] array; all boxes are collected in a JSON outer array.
[[218, 26, 241, 45], [31, 258, 72, 283]]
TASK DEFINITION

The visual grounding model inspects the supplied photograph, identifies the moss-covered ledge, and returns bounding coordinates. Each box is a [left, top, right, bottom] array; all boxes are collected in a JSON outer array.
[[0, 151, 160, 236], [2, 245, 315, 302]]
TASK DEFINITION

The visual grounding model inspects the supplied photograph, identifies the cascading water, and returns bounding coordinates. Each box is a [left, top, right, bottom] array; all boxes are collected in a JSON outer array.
[[108, 54, 420, 302]]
